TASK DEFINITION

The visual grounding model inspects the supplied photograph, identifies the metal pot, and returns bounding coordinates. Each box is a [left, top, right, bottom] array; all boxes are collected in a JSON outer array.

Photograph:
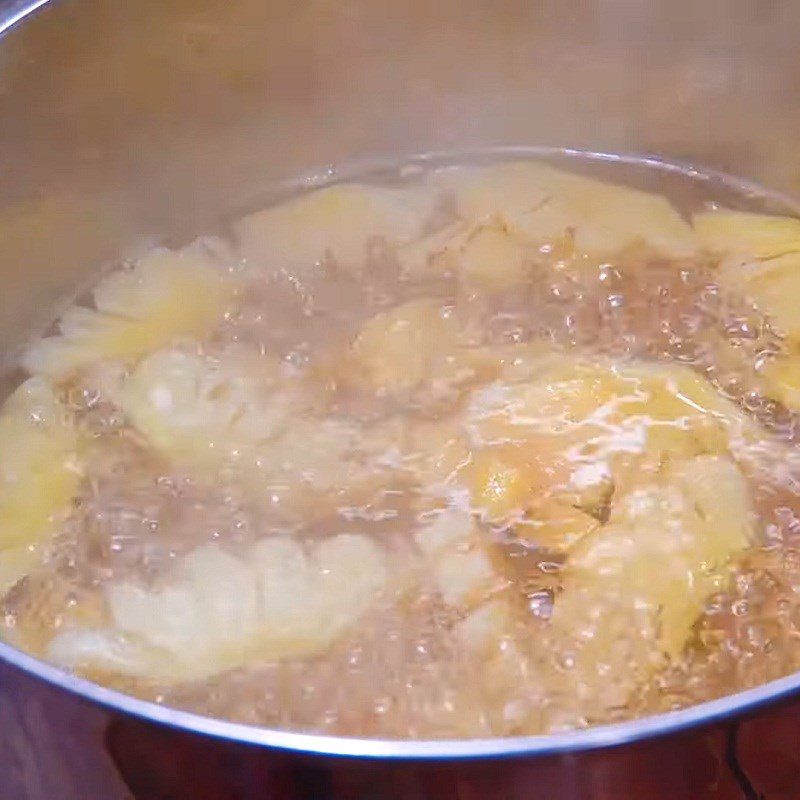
[[2, 1, 800, 797]]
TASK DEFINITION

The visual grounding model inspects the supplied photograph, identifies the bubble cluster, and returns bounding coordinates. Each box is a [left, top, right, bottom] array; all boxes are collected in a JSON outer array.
[[6, 153, 800, 737]]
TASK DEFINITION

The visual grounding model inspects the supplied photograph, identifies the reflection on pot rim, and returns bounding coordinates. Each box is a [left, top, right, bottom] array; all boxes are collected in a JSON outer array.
[[3, 634, 800, 760], [0, 0, 52, 37]]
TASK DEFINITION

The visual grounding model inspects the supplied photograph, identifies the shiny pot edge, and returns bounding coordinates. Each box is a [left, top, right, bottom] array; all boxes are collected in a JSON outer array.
[[0, 0, 52, 36], [3, 575, 800, 762]]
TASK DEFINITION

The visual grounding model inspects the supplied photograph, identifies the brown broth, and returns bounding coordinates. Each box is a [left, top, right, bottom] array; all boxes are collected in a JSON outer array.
[[4, 151, 800, 738]]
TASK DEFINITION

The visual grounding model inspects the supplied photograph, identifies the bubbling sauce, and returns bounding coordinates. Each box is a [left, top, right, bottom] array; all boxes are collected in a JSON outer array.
[[4, 152, 800, 737]]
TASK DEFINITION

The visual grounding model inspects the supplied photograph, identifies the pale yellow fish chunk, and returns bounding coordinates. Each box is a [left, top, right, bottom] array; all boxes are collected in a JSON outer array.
[[762, 356, 800, 411], [454, 599, 515, 654], [465, 357, 750, 523], [693, 209, 800, 258], [474, 341, 561, 384], [350, 307, 558, 407], [463, 445, 551, 522], [0, 546, 42, 596], [117, 345, 388, 506], [398, 222, 531, 291], [414, 512, 535, 731], [696, 210, 800, 410], [719, 252, 800, 343], [0, 378, 80, 592], [461, 436, 600, 538], [235, 183, 434, 272], [433, 547, 497, 608], [430, 161, 697, 258], [453, 600, 539, 731], [453, 357, 756, 706], [414, 507, 477, 556], [348, 298, 477, 399], [553, 454, 753, 666], [457, 226, 531, 291], [514, 496, 600, 552], [117, 346, 292, 467], [414, 508, 498, 609], [401, 345, 559, 494], [715, 249, 800, 412], [406, 417, 471, 490], [48, 534, 387, 681], [708, 234, 800, 410], [396, 221, 472, 280], [417, 514, 533, 731], [408, 355, 749, 537], [21, 241, 238, 378]]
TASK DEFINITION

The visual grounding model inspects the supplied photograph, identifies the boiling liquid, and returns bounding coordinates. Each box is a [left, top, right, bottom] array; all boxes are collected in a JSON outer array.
[[4, 150, 800, 738]]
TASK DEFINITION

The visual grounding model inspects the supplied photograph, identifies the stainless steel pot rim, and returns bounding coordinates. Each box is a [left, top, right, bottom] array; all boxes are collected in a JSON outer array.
[[0, 0, 52, 36], [2, 635, 800, 760]]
